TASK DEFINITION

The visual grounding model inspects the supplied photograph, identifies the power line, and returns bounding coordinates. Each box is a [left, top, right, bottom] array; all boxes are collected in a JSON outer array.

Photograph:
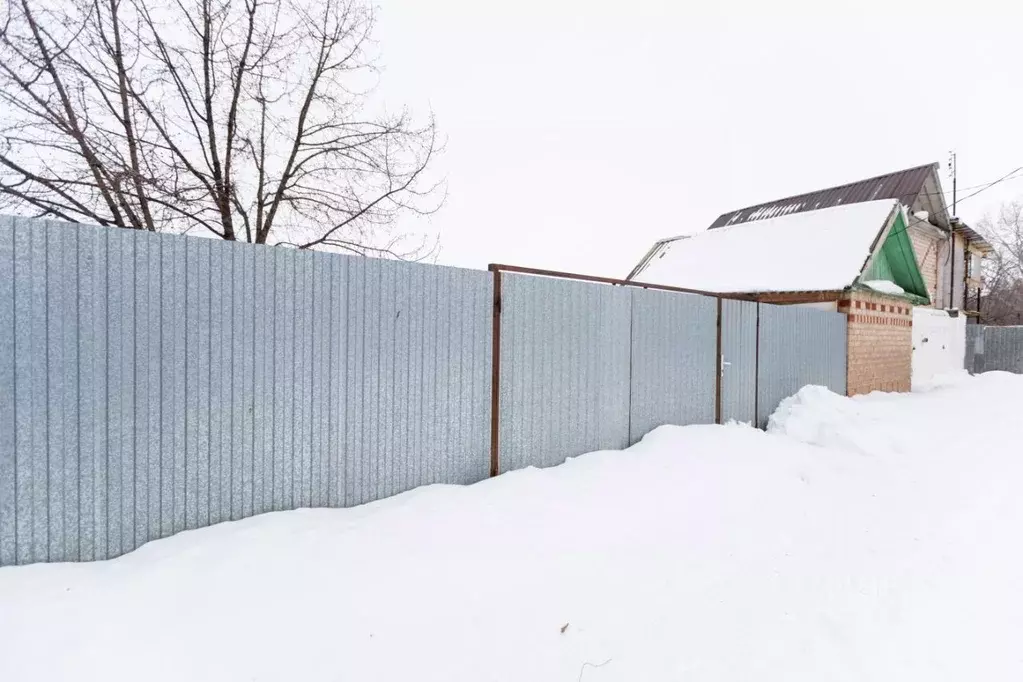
[[948, 170, 1023, 195], [876, 163, 1023, 245], [952, 165, 1023, 205], [902, 169, 1023, 205], [879, 164, 1023, 307]]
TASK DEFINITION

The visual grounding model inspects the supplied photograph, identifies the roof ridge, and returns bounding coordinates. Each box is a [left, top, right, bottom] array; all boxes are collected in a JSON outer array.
[[712, 162, 937, 223]]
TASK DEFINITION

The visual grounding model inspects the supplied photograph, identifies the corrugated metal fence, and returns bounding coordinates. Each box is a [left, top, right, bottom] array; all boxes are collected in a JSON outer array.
[[756, 305, 848, 428], [0, 217, 492, 566], [719, 300, 758, 424], [495, 274, 632, 473], [967, 325, 1023, 374], [495, 267, 847, 470], [628, 290, 718, 444], [0, 218, 848, 566]]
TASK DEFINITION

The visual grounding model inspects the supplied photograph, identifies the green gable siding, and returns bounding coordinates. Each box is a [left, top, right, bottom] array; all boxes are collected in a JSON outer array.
[[862, 243, 897, 282], [858, 212, 930, 304]]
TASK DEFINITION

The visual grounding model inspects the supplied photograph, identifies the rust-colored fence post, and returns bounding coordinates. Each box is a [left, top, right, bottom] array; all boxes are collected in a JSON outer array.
[[715, 297, 722, 424], [754, 302, 761, 427], [489, 265, 502, 477]]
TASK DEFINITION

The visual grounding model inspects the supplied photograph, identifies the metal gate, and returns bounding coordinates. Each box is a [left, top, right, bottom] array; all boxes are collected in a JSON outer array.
[[756, 304, 847, 428], [629, 289, 717, 443], [720, 299, 758, 424]]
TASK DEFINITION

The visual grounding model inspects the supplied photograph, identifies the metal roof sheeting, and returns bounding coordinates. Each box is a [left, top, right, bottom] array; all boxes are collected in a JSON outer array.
[[710, 163, 937, 229], [953, 222, 993, 251]]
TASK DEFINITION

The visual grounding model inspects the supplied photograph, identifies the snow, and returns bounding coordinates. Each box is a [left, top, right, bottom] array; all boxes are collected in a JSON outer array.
[[861, 279, 906, 295], [914, 209, 930, 221], [3, 373, 1023, 681], [636, 199, 900, 293]]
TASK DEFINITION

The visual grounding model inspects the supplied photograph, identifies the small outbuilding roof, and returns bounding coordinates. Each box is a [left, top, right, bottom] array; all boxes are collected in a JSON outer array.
[[630, 199, 907, 295]]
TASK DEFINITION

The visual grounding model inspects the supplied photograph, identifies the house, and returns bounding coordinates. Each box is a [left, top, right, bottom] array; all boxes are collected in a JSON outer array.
[[627, 163, 992, 395]]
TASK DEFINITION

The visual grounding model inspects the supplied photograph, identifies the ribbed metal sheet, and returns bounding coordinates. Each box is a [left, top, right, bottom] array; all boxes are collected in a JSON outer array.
[[498, 274, 631, 473], [756, 304, 847, 428], [981, 326, 1023, 374], [709, 164, 935, 229], [342, 257, 492, 504], [720, 299, 758, 424], [0, 217, 491, 566], [964, 324, 984, 373], [628, 289, 716, 442]]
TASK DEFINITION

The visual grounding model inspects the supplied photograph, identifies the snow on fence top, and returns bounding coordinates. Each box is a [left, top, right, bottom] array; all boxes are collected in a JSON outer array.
[[635, 199, 899, 294]]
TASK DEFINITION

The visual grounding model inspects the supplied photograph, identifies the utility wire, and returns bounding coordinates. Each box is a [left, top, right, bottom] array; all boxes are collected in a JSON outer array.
[[885, 164, 1023, 306], [850, 164, 1023, 248], [950, 166, 1023, 206]]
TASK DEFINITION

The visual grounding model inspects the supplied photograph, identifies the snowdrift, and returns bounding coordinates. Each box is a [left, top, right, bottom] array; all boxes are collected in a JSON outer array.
[[2, 373, 1022, 681]]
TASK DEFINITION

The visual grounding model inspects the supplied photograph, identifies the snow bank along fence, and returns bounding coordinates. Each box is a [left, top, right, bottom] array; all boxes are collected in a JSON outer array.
[[965, 325, 1023, 375], [490, 265, 847, 475], [0, 218, 846, 566]]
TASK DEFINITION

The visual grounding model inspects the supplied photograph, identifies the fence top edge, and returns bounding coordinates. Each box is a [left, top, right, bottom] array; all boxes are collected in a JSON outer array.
[[487, 263, 759, 301]]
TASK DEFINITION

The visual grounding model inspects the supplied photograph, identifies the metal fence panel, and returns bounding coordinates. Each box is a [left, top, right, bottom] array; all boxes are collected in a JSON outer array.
[[965, 324, 983, 374], [343, 259, 493, 504], [1, 217, 873, 567], [721, 299, 758, 425], [498, 274, 631, 473], [628, 289, 717, 443], [756, 304, 847, 428], [0, 218, 13, 566], [0, 218, 492, 566], [982, 326, 1023, 374]]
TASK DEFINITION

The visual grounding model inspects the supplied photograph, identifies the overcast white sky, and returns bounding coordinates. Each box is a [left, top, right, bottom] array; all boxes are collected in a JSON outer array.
[[372, 0, 1023, 276]]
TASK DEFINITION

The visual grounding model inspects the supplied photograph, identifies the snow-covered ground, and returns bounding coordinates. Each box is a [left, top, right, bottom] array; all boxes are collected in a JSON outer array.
[[2, 373, 1023, 681]]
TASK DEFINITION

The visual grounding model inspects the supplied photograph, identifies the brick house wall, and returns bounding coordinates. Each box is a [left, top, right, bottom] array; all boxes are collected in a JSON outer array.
[[908, 224, 940, 307], [838, 291, 913, 395], [907, 223, 972, 310]]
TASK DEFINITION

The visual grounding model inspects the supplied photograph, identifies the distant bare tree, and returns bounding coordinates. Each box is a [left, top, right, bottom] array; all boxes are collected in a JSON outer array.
[[0, 0, 442, 257], [978, 202, 1023, 325]]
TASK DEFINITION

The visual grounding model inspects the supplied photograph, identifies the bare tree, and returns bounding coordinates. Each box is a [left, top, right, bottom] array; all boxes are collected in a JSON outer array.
[[0, 0, 442, 257], [977, 202, 1023, 325]]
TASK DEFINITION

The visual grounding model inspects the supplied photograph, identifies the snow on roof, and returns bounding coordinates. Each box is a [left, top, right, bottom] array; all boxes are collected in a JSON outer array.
[[635, 199, 899, 294], [862, 280, 906, 296]]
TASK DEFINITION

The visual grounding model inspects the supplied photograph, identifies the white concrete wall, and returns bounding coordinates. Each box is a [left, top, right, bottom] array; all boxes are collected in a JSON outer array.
[[911, 307, 966, 389]]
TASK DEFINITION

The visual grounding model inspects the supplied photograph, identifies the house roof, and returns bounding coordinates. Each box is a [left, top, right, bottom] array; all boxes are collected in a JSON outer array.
[[708, 163, 938, 230], [632, 199, 902, 295], [952, 220, 994, 252]]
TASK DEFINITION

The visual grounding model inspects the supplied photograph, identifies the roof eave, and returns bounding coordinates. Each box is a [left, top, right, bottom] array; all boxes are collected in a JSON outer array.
[[952, 221, 994, 252], [849, 282, 929, 306], [625, 235, 696, 281]]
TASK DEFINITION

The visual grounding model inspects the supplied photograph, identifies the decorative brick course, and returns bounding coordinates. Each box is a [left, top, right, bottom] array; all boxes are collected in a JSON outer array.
[[839, 290, 912, 396]]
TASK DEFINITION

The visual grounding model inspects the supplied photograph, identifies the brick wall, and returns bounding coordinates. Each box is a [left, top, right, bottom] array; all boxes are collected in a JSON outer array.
[[908, 224, 940, 307], [838, 291, 913, 395]]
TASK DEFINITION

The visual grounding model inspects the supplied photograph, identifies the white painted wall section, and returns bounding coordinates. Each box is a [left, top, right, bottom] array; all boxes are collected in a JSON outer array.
[[912, 307, 966, 389]]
